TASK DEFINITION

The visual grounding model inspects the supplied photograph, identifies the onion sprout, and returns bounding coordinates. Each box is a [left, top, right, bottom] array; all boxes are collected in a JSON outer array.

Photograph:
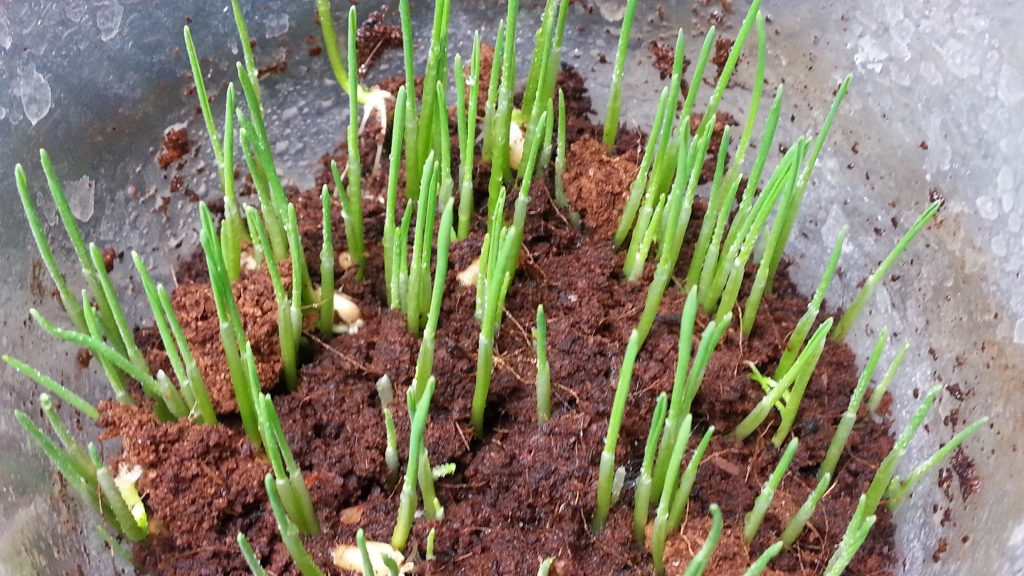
[[734, 319, 831, 439], [376, 375, 401, 485], [317, 184, 335, 333], [633, 393, 667, 543], [869, 342, 909, 415], [255, 388, 319, 535], [764, 75, 852, 294], [601, 0, 638, 148], [592, 330, 641, 533], [456, 35, 482, 239], [97, 464, 147, 542], [486, 0, 520, 209], [412, 199, 455, 402], [14, 163, 83, 330], [553, 89, 581, 229], [666, 426, 715, 533], [200, 203, 261, 447], [263, 473, 325, 576], [823, 495, 876, 576], [4, 355, 99, 420], [743, 541, 784, 576], [774, 228, 846, 377], [819, 329, 889, 480], [834, 200, 941, 340], [534, 304, 551, 425], [392, 376, 436, 552], [133, 251, 216, 424], [744, 437, 799, 542], [886, 416, 988, 509], [38, 149, 123, 352], [681, 504, 723, 576], [651, 413, 692, 573], [426, 527, 437, 560], [472, 110, 550, 436], [781, 472, 831, 548], [237, 533, 269, 576], [862, 385, 941, 514]]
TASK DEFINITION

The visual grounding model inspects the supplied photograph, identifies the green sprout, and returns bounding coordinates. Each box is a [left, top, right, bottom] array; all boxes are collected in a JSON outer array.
[[182, 25, 223, 169], [665, 427, 715, 533], [262, 473, 325, 576], [537, 557, 555, 576], [392, 376, 436, 552], [534, 304, 552, 425], [230, 0, 260, 106], [763, 74, 852, 295], [316, 0, 392, 132], [200, 203, 261, 448], [734, 318, 832, 440], [743, 542, 784, 576], [823, 495, 876, 576], [36, 149, 123, 352], [132, 251, 216, 424], [694, 11, 767, 297], [426, 527, 437, 561], [651, 413, 692, 573], [413, 0, 452, 190], [633, 393, 667, 542], [382, 85, 407, 308], [471, 110, 551, 437], [31, 303, 187, 421], [383, 152, 454, 337], [337, 6, 367, 278], [601, 0, 638, 148], [93, 463, 145, 543], [16, 410, 99, 514], [480, 18, 505, 164], [485, 0, 520, 207], [819, 329, 889, 480], [39, 394, 91, 480], [767, 316, 834, 446], [886, 416, 988, 509], [3, 355, 99, 421], [255, 390, 319, 535], [869, 342, 910, 415], [376, 375, 400, 485], [244, 203, 305, 391], [412, 199, 456, 401], [833, 200, 942, 340], [79, 289, 132, 405], [592, 330, 641, 533], [553, 89, 581, 229], [456, 35, 482, 240], [318, 185, 335, 334], [774, 228, 846, 378], [355, 528, 376, 575], [862, 385, 941, 514], [14, 163, 83, 330], [652, 290, 728, 500], [614, 86, 667, 252], [237, 533, 269, 576], [781, 472, 831, 548], [744, 437, 799, 543], [681, 504, 723, 576]]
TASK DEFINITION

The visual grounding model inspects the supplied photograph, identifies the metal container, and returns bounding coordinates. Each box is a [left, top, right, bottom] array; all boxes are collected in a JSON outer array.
[[1, 1, 1018, 573]]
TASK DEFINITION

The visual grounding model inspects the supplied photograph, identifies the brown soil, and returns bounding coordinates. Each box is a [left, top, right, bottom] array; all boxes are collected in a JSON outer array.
[[157, 126, 191, 169], [97, 64, 900, 576], [355, 7, 402, 69]]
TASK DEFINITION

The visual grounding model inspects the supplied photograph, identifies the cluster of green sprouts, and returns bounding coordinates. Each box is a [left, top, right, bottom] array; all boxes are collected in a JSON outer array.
[[587, 0, 986, 573], [6, 0, 988, 573]]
